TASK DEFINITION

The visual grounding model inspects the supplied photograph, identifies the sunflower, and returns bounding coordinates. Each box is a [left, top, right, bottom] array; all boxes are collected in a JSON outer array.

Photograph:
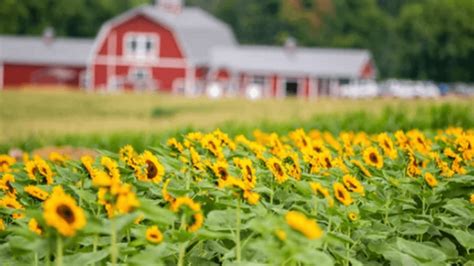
[[201, 134, 224, 159], [236, 135, 267, 160], [348, 212, 358, 221], [167, 138, 184, 153], [243, 189, 260, 205], [48, 152, 68, 165], [80, 155, 95, 177], [139, 151, 165, 183], [423, 173, 438, 188], [43, 186, 86, 237], [377, 133, 398, 160], [115, 190, 140, 215], [0, 173, 16, 197], [12, 212, 25, 219], [333, 182, 353, 206], [24, 185, 49, 201], [283, 153, 302, 180], [189, 147, 205, 171], [407, 153, 422, 177], [0, 219, 5, 231], [170, 196, 203, 232], [101, 156, 120, 182], [342, 175, 364, 195], [234, 158, 257, 189], [452, 156, 467, 175], [210, 160, 231, 188], [25, 158, 54, 184], [0, 155, 16, 172], [285, 211, 323, 240], [28, 218, 42, 235], [266, 157, 288, 184], [91, 169, 114, 187], [146, 225, 163, 244], [309, 182, 334, 207], [470, 193, 474, 204], [351, 160, 372, 177], [0, 195, 23, 209], [363, 147, 383, 169]]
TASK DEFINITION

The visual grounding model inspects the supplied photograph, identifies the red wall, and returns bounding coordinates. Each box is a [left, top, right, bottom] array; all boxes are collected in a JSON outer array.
[[360, 60, 375, 79], [96, 15, 184, 58], [91, 14, 187, 91], [3, 63, 84, 88]]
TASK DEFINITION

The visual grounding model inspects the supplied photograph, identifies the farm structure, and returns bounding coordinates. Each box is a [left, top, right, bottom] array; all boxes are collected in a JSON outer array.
[[0, 0, 376, 98]]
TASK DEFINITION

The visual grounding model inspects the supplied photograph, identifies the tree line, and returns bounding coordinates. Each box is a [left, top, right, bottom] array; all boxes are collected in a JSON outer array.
[[0, 0, 473, 82]]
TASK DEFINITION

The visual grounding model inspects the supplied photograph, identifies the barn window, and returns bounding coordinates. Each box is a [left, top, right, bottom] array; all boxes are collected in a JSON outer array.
[[125, 33, 159, 60]]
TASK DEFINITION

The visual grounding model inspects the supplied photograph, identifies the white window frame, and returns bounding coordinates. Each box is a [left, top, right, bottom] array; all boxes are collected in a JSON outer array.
[[123, 32, 160, 61]]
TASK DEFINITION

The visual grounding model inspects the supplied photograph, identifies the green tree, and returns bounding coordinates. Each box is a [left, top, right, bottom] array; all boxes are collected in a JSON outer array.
[[397, 0, 474, 82]]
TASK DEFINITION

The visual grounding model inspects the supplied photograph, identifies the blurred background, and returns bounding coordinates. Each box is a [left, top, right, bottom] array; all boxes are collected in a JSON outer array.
[[0, 0, 473, 153]]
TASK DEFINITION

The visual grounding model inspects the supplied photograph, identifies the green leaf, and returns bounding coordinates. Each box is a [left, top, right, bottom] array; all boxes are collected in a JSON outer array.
[[443, 199, 473, 219], [139, 199, 176, 225], [63, 250, 109, 265], [396, 238, 446, 262], [205, 209, 236, 231], [441, 228, 474, 250]]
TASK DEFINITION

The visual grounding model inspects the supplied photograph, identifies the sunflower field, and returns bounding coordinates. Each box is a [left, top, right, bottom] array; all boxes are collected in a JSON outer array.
[[0, 128, 473, 265]]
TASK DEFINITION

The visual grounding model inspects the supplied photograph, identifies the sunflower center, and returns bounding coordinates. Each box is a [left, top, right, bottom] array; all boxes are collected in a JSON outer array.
[[218, 167, 228, 180], [150, 233, 158, 239], [348, 181, 357, 189], [369, 153, 378, 163], [56, 204, 75, 224], [274, 163, 284, 176], [245, 166, 253, 182], [337, 190, 345, 199], [324, 158, 332, 168], [146, 160, 158, 179]]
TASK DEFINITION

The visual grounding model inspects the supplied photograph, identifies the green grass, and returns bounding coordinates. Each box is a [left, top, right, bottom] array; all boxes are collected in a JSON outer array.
[[1, 89, 474, 152]]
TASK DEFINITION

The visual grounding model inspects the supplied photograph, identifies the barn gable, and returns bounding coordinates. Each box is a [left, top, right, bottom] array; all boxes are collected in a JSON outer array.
[[90, 5, 236, 66]]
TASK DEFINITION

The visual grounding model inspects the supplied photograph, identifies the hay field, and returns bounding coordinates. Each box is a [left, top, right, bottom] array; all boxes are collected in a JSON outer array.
[[1, 88, 473, 150]]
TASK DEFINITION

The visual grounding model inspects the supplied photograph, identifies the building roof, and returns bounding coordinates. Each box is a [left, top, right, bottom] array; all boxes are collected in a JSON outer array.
[[95, 5, 237, 65], [0, 36, 94, 66], [210, 45, 374, 78]]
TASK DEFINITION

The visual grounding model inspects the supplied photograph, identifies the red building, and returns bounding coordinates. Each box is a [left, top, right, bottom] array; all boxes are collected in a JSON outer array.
[[0, 34, 92, 88], [88, 0, 236, 93], [0, 0, 376, 98]]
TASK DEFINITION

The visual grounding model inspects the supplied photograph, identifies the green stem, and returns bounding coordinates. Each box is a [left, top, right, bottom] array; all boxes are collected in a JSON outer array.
[[92, 234, 98, 266], [178, 173, 192, 266], [56, 235, 63, 266], [110, 218, 118, 266], [34, 251, 38, 266], [177, 212, 188, 266], [236, 199, 241, 263]]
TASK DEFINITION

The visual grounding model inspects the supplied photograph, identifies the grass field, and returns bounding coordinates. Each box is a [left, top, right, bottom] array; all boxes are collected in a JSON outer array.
[[1, 89, 474, 151]]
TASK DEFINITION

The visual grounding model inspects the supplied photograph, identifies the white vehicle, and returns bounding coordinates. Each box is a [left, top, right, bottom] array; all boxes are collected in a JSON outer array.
[[339, 80, 379, 98]]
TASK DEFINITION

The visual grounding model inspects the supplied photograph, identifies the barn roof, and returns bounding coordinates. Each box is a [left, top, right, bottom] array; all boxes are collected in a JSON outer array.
[[0, 36, 93, 66], [210, 45, 374, 78], [95, 5, 237, 65]]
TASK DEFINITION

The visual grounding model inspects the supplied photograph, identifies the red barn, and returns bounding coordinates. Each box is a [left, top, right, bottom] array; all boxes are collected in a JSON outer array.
[[88, 1, 236, 94], [0, 35, 92, 88]]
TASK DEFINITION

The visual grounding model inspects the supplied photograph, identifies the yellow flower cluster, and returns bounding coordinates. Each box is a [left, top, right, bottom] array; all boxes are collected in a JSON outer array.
[[285, 211, 323, 240]]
